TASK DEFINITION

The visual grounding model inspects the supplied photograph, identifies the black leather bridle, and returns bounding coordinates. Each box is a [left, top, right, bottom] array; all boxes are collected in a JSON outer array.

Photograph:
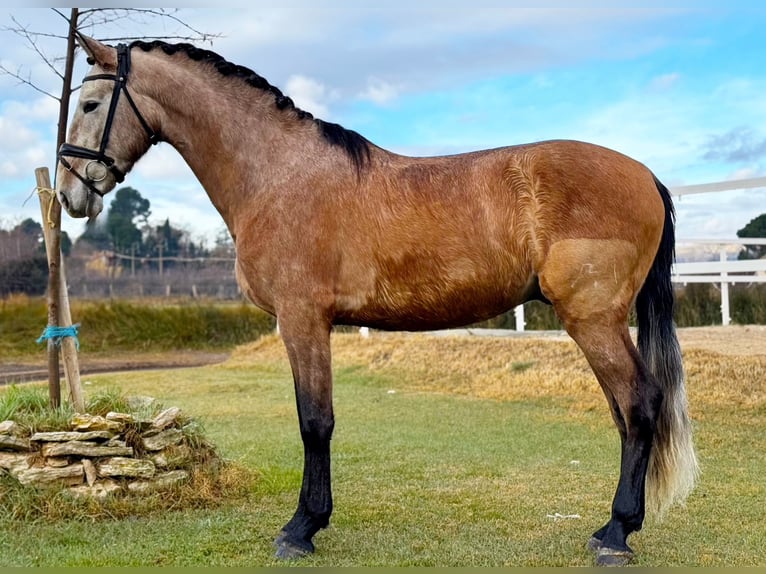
[[58, 43, 159, 197]]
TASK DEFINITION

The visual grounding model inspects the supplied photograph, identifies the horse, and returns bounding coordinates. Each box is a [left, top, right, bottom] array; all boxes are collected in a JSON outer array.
[[56, 35, 699, 566]]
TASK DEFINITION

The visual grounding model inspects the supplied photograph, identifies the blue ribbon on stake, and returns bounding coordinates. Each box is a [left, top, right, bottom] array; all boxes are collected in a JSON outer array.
[[37, 324, 80, 351]]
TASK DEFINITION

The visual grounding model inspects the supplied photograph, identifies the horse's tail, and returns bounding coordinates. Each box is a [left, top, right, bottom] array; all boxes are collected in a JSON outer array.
[[635, 175, 699, 517]]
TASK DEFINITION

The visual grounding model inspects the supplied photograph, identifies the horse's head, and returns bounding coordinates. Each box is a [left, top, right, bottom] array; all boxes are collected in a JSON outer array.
[[56, 35, 159, 218]]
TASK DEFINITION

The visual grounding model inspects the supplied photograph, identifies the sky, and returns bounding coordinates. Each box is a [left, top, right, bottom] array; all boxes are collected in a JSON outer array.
[[1, 3, 765, 254]]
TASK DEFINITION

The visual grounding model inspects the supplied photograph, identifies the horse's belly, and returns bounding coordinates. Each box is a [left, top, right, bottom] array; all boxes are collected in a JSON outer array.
[[335, 261, 533, 330]]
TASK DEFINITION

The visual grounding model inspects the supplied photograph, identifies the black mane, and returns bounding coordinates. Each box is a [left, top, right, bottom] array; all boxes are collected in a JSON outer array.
[[130, 40, 371, 172]]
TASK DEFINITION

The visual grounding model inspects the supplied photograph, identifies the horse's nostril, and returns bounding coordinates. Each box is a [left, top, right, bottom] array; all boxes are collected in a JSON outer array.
[[59, 192, 69, 211]]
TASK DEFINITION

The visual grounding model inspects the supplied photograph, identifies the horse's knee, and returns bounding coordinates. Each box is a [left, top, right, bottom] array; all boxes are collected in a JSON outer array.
[[300, 415, 334, 448]]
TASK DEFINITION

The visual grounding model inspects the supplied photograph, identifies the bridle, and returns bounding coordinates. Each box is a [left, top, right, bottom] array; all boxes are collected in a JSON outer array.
[[58, 43, 159, 197]]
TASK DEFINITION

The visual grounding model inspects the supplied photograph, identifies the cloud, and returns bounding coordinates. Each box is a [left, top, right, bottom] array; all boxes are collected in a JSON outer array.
[[649, 72, 681, 91], [285, 74, 334, 118], [131, 144, 196, 182], [195, 3, 688, 105], [3, 96, 59, 122], [358, 77, 401, 105], [0, 115, 39, 152], [0, 96, 61, 183], [702, 127, 766, 163]]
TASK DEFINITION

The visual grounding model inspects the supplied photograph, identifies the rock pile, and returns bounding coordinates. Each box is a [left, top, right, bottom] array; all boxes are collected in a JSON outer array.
[[0, 405, 204, 497]]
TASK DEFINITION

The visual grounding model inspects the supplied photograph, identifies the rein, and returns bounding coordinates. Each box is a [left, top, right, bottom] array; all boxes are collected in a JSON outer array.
[[58, 43, 159, 197]]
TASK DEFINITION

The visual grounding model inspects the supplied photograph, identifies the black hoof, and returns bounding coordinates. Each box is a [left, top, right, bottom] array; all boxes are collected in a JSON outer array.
[[586, 536, 602, 553], [596, 547, 634, 567], [273, 531, 315, 560]]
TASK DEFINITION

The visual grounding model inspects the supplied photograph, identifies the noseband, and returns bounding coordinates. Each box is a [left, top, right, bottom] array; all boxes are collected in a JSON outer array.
[[58, 43, 159, 197]]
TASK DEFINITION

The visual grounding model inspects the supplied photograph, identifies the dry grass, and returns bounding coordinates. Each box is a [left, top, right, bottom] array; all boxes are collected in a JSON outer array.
[[230, 328, 766, 415]]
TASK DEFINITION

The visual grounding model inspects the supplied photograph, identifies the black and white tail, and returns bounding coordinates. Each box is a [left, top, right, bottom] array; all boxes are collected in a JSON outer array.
[[635, 176, 700, 516]]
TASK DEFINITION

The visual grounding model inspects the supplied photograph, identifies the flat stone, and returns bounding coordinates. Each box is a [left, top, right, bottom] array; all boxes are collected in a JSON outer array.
[[31, 430, 114, 442], [127, 469, 189, 493], [163, 444, 194, 468], [70, 414, 123, 432], [0, 420, 25, 436], [155, 469, 190, 487], [0, 451, 30, 471], [149, 451, 168, 469], [13, 462, 83, 486], [69, 479, 120, 499], [45, 457, 71, 468], [151, 407, 182, 431], [0, 434, 30, 451], [82, 459, 98, 486], [98, 457, 155, 479], [142, 428, 183, 451], [42, 441, 133, 458], [106, 412, 134, 424]]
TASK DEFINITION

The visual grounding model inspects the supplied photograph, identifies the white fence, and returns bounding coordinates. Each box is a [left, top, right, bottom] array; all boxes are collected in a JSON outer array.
[[671, 238, 766, 326], [512, 238, 766, 331]]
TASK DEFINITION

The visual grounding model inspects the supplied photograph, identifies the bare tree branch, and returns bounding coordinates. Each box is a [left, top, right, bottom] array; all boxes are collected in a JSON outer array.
[[2, 8, 220, 100], [0, 63, 58, 100], [2, 7, 219, 171], [10, 16, 66, 81]]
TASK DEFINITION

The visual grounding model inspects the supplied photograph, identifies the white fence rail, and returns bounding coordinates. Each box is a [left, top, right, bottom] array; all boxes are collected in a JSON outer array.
[[671, 238, 766, 326], [513, 238, 766, 331]]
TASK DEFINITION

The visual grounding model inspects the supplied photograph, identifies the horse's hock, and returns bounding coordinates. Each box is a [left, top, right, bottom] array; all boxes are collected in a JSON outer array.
[[0, 404, 212, 496]]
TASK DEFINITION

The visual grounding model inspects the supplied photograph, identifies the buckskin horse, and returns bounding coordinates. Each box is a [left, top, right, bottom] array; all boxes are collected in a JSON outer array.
[[55, 35, 699, 566]]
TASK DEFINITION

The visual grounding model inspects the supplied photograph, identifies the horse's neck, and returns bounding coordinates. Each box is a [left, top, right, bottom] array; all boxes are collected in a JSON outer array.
[[142, 61, 342, 231]]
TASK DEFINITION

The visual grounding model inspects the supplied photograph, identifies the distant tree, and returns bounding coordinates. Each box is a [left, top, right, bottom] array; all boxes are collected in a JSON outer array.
[[0, 217, 70, 264], [211, 225, 235, 257], [0, 257, 49, 296], [16, 218, 72, 257], [77, 217, 112, 251], [18, 218, 42, 239], [106, 187, 151, 253], [0, 218, 42, 262], [144, 218, 194, 270], [737, 213, 766, 260], [60, 230, 72, 256]]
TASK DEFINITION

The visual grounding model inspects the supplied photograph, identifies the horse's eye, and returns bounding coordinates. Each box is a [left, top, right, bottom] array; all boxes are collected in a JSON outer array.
[[83, 101, 99, 114]]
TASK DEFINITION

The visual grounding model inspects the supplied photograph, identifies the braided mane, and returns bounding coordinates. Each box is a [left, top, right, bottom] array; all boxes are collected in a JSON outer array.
[[130, 40, 371, 172]]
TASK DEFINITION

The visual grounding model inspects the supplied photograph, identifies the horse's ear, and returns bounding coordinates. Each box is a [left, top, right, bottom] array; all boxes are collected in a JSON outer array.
[[76, 33, 116, 70]]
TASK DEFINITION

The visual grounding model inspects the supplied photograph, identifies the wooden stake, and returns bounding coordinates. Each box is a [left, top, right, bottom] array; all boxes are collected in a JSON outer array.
[[35, 167, 85, 413]]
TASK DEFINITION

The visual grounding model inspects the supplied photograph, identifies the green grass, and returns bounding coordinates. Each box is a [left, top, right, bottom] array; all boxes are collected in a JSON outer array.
[[0, 295, 275, 358], [1, 357, 763, 566], [0, 385, 160, 432]]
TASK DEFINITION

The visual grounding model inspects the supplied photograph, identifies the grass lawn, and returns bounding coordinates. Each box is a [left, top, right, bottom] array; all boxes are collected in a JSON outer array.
[[0, 333, 764, 566]]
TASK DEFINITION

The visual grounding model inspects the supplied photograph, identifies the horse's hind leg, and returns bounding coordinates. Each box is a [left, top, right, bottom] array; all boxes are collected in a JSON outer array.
[[538, 240, 663, 566], [561, 318, 663, 566]]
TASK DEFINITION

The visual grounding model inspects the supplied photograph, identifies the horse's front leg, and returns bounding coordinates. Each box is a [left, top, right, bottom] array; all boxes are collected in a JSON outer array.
[[273, 311, 334, 559]]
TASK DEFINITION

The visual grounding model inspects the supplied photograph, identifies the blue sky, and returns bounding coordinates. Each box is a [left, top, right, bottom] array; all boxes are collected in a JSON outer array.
[[1, 3, 765, 251]]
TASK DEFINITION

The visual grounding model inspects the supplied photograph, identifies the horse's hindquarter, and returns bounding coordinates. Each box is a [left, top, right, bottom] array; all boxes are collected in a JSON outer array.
[[516, 141, 666, 322]]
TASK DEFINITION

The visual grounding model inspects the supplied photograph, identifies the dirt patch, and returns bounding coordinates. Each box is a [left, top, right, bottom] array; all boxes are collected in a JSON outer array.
[[0, 350, 229, 385]]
